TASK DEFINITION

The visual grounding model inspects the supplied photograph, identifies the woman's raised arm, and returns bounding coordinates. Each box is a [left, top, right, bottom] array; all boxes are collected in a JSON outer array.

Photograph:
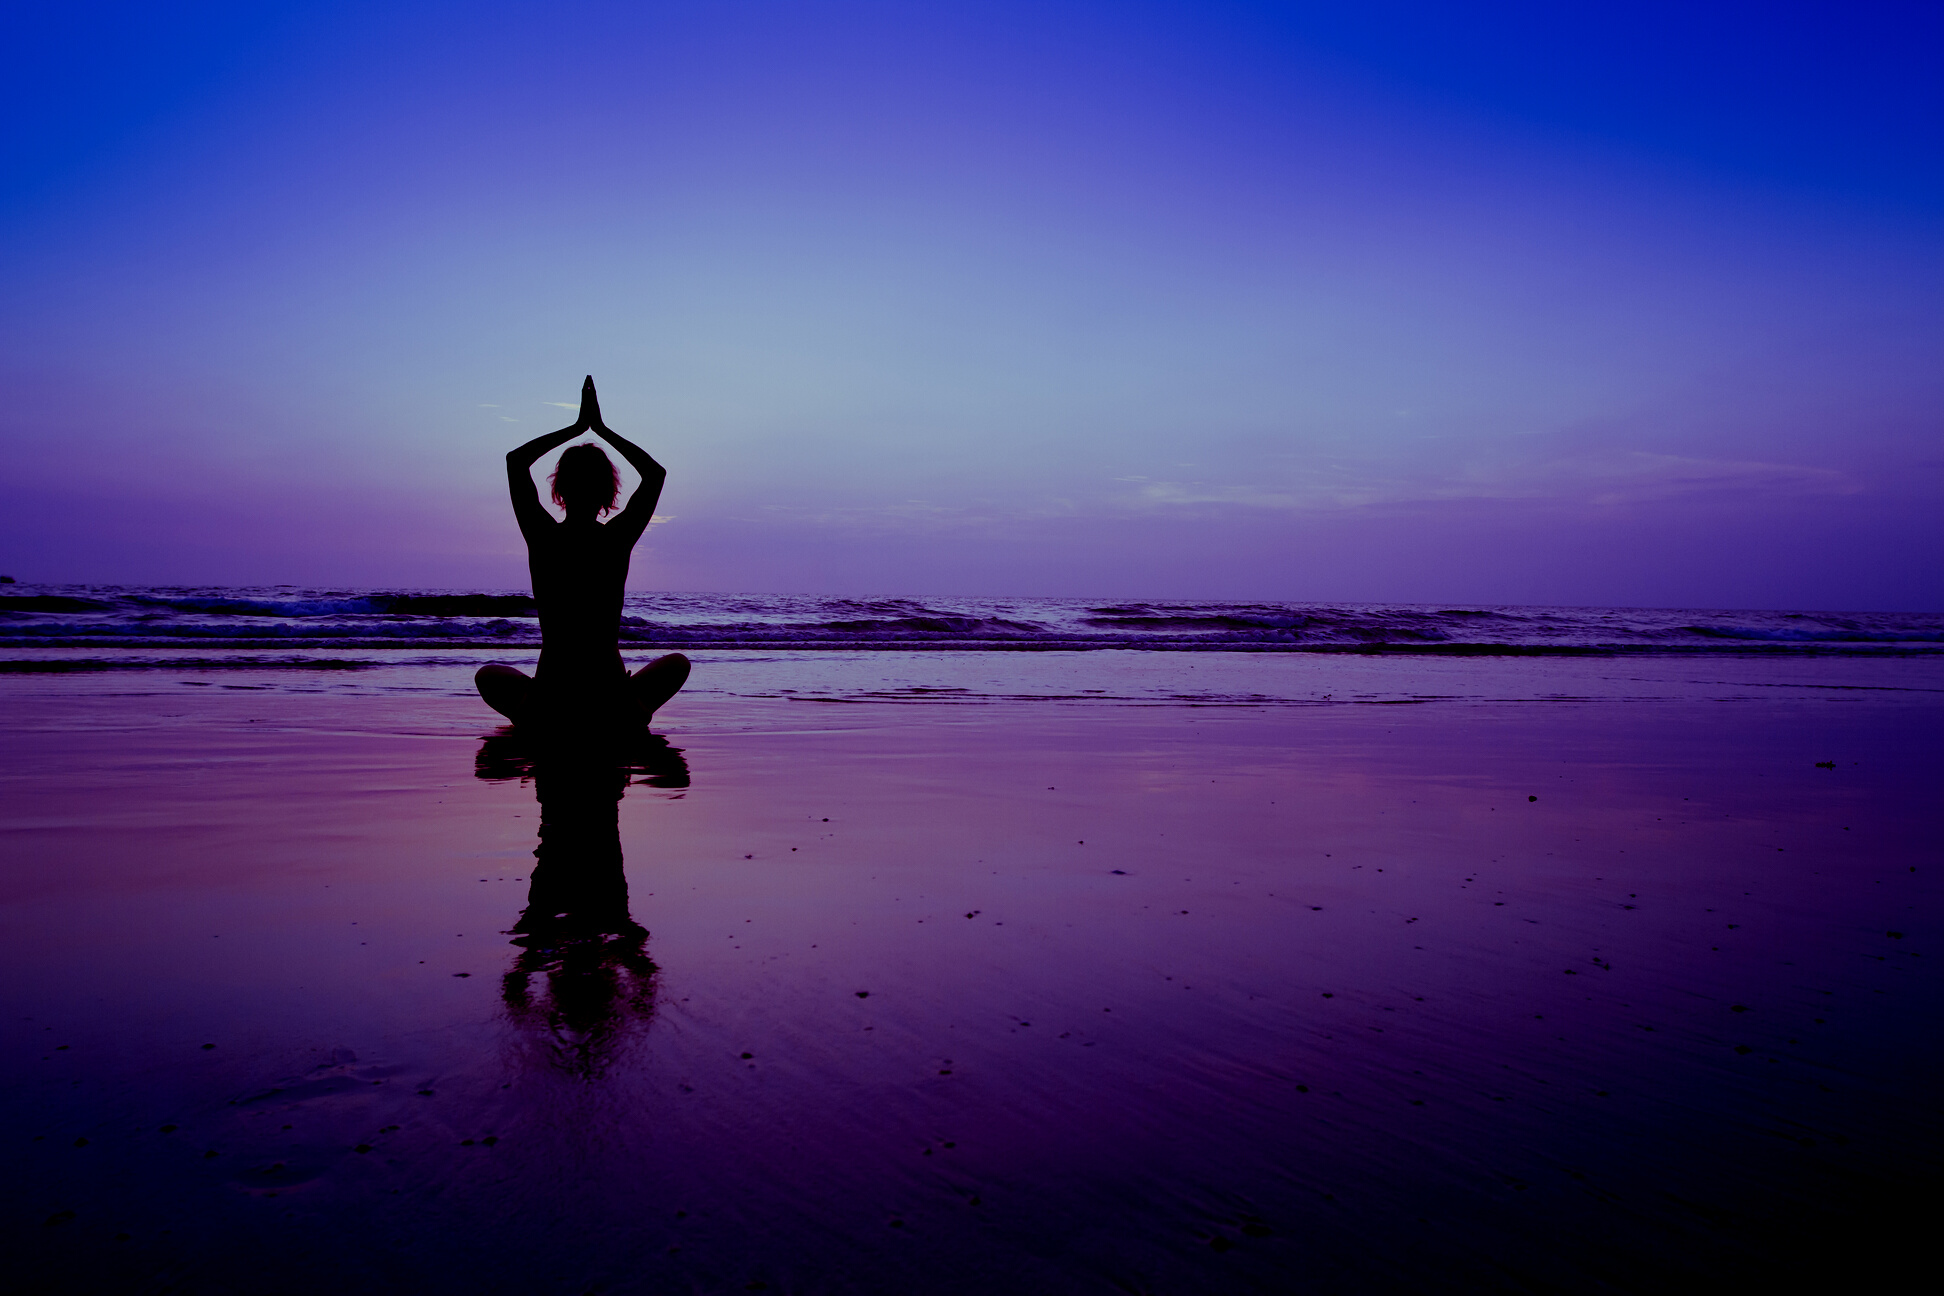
[[505, 392, 593, 538]]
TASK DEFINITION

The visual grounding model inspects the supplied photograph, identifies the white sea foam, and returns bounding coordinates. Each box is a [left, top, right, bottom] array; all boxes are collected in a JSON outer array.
[[1, 584, 1939, 652]]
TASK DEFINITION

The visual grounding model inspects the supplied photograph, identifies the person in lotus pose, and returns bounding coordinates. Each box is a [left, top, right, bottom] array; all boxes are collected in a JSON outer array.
[[475, 376, 689, 734]]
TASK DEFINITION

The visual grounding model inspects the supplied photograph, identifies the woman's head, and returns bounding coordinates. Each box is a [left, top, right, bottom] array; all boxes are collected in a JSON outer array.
[[550, 444, 621, 515]]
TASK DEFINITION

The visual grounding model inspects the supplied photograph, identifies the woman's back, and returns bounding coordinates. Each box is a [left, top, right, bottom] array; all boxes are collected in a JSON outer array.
[[529, 513, 632, 662]]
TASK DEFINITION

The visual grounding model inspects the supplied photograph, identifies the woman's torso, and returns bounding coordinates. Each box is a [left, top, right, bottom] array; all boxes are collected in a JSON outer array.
[[527, 521, 632, 696]]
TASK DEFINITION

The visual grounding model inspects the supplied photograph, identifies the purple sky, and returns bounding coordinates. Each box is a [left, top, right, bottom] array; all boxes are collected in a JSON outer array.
[[3, 1, 1940, 608]]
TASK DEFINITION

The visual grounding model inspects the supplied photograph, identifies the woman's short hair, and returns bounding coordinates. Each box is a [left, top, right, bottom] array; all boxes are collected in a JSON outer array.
[[550, 444, 621, 514]]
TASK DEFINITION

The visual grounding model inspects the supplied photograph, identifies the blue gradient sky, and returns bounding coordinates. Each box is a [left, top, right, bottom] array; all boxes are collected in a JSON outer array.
[[3, 0, 1940, 607]]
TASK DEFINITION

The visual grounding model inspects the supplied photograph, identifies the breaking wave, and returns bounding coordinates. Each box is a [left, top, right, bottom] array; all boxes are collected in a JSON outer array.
[[1, 586, 1939, 652]]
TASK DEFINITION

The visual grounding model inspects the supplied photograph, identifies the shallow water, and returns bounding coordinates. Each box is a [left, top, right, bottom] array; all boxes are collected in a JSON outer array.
[[3, 656, 1940, 1293]]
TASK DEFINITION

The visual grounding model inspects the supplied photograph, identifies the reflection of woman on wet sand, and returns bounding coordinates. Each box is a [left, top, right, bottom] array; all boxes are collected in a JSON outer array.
[[476, 733, 689, 1077], [499, 756, 653, 1074], [476, 377, 689, 734]]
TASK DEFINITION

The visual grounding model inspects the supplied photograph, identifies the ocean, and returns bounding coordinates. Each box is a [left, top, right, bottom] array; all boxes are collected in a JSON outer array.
[[4, 584, 1941, 653]]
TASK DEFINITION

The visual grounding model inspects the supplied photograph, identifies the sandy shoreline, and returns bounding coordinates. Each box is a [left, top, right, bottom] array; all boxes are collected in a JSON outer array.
[[5, 644, 1944, 709], [4, 658, 1939, 1292]]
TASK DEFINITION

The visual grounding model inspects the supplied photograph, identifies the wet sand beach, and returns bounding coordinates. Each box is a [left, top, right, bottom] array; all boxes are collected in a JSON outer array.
[[4, 653, 1940, 1293]]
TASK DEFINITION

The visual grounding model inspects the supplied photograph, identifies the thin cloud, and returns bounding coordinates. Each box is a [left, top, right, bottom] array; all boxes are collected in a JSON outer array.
[[1116, 449, 1858, 515]]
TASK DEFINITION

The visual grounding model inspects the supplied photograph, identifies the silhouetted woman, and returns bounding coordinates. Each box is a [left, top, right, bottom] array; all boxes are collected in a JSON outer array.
[[475, 377, 689, 734]]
